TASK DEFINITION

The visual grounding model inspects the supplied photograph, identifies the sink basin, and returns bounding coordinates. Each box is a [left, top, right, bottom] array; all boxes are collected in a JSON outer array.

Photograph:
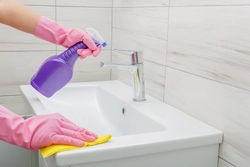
[[30, 84, 165, 136], [20, 80, 222, 167]]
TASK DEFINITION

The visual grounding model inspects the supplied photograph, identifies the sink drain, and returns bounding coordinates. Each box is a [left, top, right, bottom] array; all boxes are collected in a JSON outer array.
[[122, 107, 126, 115]]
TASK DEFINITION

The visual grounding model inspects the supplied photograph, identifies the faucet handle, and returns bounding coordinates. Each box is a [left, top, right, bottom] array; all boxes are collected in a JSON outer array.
[[114, 49, 143, 64]]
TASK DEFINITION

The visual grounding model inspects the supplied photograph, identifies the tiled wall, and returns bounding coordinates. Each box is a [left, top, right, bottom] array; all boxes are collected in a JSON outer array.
[[112, 1, 250, 167], [0, 0, 112, 167]]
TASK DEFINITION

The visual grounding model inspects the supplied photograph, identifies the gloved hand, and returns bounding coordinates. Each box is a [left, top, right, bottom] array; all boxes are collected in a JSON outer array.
[[34, 16, 102, 59], [0, 105, 97, 150]]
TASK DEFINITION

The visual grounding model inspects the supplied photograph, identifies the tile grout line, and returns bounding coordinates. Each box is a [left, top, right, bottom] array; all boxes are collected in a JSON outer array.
[[112, 4, 250, 8], [0, 50, 56, 52], [24, 4, 250, 8], [25, 4, 112, 8], [219, 156, 237, 167], [163, 3, 171, 102], [169, 4, 250, 7], [110, 0, 114, 81], [53, 6, 112, 8], [0, 94, 22, 97], [55, 0, 58, 54]]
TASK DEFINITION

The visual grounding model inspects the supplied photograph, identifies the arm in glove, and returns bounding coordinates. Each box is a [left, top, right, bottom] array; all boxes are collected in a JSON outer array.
[[0, 0, 101, 59], [0, 105, 97, 150], [34, 16, 102, 59]]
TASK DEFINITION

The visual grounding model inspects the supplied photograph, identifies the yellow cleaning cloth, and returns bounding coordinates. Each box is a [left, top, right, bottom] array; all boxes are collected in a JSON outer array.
[[40, 134, 112, 158]]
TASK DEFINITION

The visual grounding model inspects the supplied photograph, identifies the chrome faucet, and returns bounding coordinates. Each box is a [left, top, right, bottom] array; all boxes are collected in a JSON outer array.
[[100, 49, 146, 102]]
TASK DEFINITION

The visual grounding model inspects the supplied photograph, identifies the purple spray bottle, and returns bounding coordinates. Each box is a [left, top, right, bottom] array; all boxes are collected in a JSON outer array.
[[30, 28, 107, 98]]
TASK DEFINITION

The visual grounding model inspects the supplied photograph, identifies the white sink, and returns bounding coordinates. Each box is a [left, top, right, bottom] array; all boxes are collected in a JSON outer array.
[[20, 80, 222, 167]]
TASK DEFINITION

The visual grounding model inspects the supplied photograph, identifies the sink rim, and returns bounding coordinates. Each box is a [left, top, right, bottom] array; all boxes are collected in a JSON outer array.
[[20, 80, 222, 166]]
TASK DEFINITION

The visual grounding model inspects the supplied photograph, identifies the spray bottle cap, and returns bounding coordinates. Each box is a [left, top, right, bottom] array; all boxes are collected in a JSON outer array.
[[86, 28, 107, 47]]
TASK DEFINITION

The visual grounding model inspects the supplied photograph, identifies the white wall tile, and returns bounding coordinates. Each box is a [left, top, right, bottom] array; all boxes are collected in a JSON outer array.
[[56, 0, 112, 7], [111, 52, 132, 89], [167, 6, 250, 91], [113, 8, 168, 65], [170, 0, 250, 6], [0, 6, 56, 51], [56, 7, 112, 51], [70, 50, 111, 82], [164, 67, 250, 167], [0, 95, 33, 115], [113, 0, 169, 7], [144, 61, 165, 101], [0, 51, 56, 95], [18, 0, 55, 6]]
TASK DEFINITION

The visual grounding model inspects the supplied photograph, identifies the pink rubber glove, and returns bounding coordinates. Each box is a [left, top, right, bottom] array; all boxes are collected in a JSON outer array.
[[0, 105, 97, 150], [34, 16, 102, 59]]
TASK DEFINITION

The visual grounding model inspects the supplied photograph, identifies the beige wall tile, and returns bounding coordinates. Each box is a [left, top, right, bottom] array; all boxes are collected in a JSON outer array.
[[164, 67, 250, 167], [113, 7, 168, 65], [113, 0, 169, 7], [56, 7, 112, 51], [0, 6, 56, 51], [167, 6, 250, 91], [170, 0, 250, 6], [57, 0, 112, 7]]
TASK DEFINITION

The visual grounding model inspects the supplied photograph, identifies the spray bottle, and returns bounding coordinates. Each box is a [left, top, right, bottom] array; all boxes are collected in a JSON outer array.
[[30, 28, 107, 98]]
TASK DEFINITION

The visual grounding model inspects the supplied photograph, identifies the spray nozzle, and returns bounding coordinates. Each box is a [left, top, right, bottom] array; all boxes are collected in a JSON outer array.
[[85, 28, 107, 47]]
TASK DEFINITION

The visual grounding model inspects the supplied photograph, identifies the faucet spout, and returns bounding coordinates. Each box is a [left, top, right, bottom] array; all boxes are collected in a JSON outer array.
[[100, 59, 146, 102], [100, 62, 137, 71]]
